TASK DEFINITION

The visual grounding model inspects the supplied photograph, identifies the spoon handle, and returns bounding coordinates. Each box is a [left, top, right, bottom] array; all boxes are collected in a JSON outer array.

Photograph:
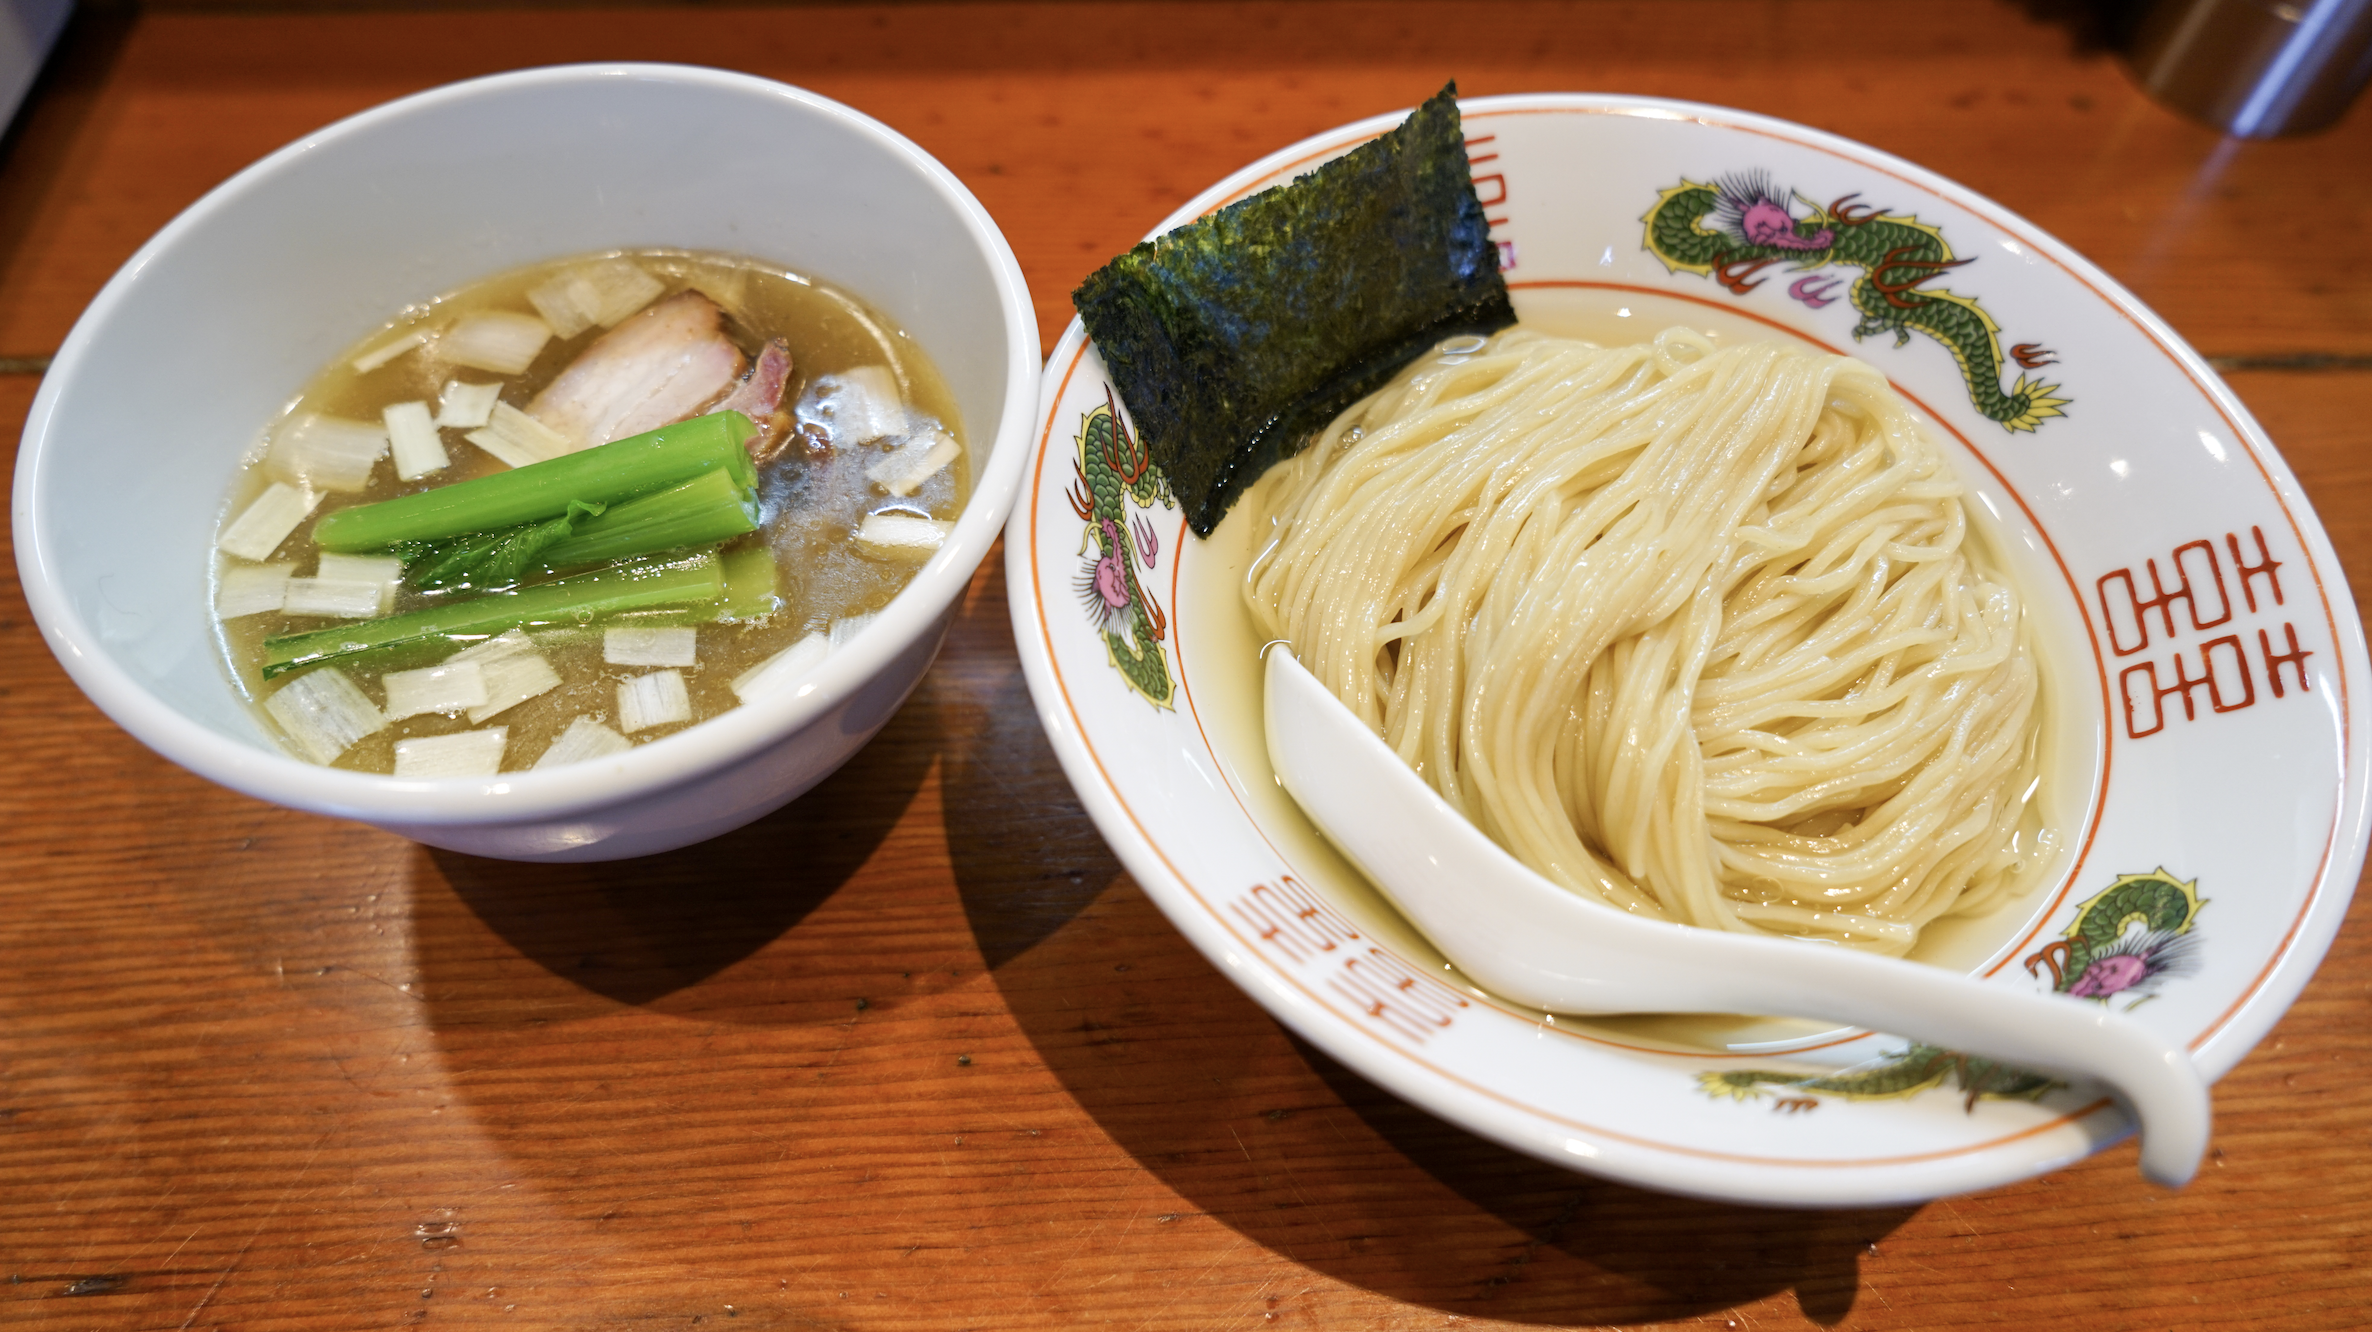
[[1678, 936, 2210, 1187], [1263, 647, 2210, 1187]]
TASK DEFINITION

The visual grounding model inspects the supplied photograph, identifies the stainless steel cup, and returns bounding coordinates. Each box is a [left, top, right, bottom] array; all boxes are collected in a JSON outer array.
[[2129, 0, 2372, 136]]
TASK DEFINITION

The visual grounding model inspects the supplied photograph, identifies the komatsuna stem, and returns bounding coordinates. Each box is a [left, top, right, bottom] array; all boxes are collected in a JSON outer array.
[[262, 550, 726, 679], [535, 467, 761, 571], [311, 411, 757, 552]]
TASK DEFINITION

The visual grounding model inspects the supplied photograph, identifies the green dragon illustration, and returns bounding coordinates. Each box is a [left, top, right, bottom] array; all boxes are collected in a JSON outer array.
[[1642, 173, 2070, 433], [1066, 388, 1176, 708], [1701, 1044, 2059, 1113], [1697, 870, 2203, 1112], [2022, 869, 2205, 1003]]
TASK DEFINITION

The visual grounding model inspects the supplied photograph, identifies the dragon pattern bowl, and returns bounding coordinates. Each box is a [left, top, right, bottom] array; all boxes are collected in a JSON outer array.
[[1005, 93, 2370, 1205]]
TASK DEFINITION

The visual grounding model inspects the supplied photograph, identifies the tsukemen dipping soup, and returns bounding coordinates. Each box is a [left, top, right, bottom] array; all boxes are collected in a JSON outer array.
[[211, 249, 969, 777]]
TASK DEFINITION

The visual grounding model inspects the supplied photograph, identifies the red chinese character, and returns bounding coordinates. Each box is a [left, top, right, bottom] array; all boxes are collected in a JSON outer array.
[[2228, 526, 2285, 612], [2260, 621, 2314, 698]]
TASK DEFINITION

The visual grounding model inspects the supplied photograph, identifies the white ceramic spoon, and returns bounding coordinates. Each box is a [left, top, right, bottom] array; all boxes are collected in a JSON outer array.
[[1263, 647, 2210, 1187]]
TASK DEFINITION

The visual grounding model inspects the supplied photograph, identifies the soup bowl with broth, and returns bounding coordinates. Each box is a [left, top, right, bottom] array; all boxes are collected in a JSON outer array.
[[14, 65, 1038, 861]]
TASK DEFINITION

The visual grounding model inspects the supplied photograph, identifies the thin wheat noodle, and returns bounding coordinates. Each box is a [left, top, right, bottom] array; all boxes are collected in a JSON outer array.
[[1244, 327, 2049, 955]]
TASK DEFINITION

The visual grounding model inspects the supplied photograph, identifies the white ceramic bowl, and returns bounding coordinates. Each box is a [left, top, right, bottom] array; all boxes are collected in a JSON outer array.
[[13, 64, 1039, 861], [1009, 93, 2370, 1204]]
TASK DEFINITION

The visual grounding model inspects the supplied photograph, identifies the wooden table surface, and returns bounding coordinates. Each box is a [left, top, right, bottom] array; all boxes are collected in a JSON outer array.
[[3, 3, 2368, 1328]]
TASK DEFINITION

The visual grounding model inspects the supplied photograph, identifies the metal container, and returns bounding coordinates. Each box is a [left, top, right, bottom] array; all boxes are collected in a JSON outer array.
[[2128, 0, 2372, 136], [0, 0, 73, 132]]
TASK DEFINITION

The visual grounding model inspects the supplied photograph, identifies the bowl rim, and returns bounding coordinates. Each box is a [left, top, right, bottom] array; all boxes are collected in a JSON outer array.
[[1006, 88, 2372, 1204], [13, 62, 1042, 826]]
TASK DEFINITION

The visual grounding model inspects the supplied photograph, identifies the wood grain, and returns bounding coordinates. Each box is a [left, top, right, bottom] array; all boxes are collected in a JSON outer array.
[[2, 4, 2367, 1328]]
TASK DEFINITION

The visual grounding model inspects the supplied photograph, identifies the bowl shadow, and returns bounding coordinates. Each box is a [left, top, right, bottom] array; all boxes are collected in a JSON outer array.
[[423, 691, 938, 1015], [939, 576, 1918, 1325]]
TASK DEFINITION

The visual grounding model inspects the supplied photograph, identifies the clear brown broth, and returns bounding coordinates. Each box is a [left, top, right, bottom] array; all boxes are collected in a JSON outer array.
[[213, 249, 969, 773]]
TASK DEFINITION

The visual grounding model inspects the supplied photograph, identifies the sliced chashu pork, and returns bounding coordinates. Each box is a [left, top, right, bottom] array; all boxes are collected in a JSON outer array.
[[530, 291, 768, 448], [710, 337, 795, 460]]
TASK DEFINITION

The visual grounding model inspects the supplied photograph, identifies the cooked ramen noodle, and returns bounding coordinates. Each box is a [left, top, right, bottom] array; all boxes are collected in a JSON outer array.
[[1244, 326, 2049, 954]]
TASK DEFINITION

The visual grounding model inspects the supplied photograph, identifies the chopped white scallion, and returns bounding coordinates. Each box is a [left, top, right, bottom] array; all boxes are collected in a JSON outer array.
[[215, 562, 294, 619], [350, 327, 431, 374], [316, 553, 403, 610], [855, 512, 951, 560], [381, 660, 488, 720], [435, 379, 503, 429], [526, 279, 595, 340], [317, 552, 402, 580], [264, 668, 385, 764], [265, 414, 388, 493], [448, 630, 564, 724], [821, 365, 908, 445], [583, 262, 668, 325], [603, 625, 698, 668], [617, 669, 693, 733], [466, 402, 578, 468], [534, 715, 634, 770], [527, 260, 667, 339], [865, 428, 962, 497], [688, 268, 749, 316], [440, 311, 553, 375], [828, 612, 876, 652], [383, 399, 449, 481], [730, 631, 829, 703], [218, 482, 320, 561], [280, 577, 388, 619], [282, 552, 401, 618], [393, 728, 509, 780]]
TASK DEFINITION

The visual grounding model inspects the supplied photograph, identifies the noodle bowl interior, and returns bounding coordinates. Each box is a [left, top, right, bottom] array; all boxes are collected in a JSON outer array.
[[1184, 296, 2097, 1045]]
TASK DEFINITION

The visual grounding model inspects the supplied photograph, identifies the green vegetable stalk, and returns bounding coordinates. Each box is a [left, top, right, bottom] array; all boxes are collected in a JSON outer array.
[[715, 542, 780, 620], [608, 541, 782, 626], [535, 468, 761, 571], [312, 411, 757, 552], [403, 498, 608, 591], [396, 466, 759, 592], [262, 550, 725, 679]]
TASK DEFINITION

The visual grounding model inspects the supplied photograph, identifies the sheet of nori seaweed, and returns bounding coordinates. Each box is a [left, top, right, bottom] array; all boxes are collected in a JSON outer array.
[[1072, 82, 1515, 536]]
